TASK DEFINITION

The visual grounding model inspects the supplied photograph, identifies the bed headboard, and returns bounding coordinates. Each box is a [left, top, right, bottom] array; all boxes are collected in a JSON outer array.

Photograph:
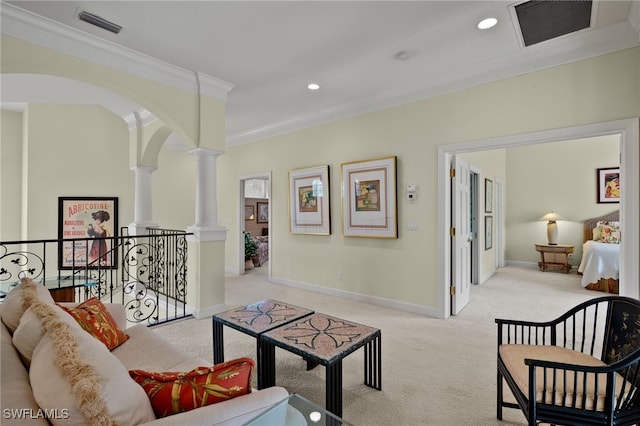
[[583, 211, 619, 243]]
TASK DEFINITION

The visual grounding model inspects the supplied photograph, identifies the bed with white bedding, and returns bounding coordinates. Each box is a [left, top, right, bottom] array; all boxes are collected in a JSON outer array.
[[577, 211, 620, 293]]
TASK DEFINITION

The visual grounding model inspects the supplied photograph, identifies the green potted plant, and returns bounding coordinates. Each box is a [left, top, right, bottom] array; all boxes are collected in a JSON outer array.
[[244, 232, 259, 270]]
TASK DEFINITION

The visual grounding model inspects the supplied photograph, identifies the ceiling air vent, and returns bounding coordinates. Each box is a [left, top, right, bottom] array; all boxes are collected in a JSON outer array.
[[514, 0, 593, 47], [78, 11, 122, 34]]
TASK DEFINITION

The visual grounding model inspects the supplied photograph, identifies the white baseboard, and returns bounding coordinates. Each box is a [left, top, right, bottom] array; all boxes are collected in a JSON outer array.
[[269, 276, 441, 318], [191, 303, 228, 319], [480, 268, 496, 284]]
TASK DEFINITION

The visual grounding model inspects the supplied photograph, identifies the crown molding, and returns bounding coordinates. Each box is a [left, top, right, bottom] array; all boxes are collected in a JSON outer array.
[[124, 109, 158, 130], [227, 19, 639, 146], [1, 3, 234, 101], [630, 0, 640, 36]]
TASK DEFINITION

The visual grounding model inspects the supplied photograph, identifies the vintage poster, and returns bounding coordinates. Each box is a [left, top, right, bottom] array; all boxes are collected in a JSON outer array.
[[58, 197, 118, 269]]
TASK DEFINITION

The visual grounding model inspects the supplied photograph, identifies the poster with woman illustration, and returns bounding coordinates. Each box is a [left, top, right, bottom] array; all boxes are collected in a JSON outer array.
[[58, 197, 118, 269]]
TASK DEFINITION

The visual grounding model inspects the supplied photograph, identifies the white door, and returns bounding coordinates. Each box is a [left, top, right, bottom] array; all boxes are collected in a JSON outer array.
[[451, 156, 472, 314]]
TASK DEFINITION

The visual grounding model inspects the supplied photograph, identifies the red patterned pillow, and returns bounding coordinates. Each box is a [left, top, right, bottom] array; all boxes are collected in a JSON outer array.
[[129, 358, 255, 418], [58, 298, 129, 350]]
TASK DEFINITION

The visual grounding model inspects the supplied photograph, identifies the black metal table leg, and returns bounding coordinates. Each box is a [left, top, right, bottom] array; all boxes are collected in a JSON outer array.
[[258, 339, 276, 390], [212, 318, 224, 364], [326, 360, 343, 418], [305, 357, 319, 370], [364, 332, 382, 390]]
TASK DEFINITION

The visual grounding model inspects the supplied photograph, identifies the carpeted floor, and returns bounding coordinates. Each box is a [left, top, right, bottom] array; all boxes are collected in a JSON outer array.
[[153, 265, 598, 425]]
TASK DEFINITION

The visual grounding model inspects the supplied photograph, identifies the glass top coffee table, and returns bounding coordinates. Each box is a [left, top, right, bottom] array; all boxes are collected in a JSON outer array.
[[212, 299, 314, 388], [0, 276, 97, 303], [243, 393, 352, 426], [259, 313, 382, 418]]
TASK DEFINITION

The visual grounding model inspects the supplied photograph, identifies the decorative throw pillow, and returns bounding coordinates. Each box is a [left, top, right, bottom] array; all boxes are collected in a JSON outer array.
[[129, 357, 255, 418], [30, 313, 156, 425], [12, 304, 82, 367], [58, 298, 129, 350], [597, 221, 621, 244], [0, 277, 55, 334]]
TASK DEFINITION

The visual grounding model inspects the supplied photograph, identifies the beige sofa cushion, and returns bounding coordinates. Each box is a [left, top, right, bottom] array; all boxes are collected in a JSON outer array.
[[112, 324, 207, 371], [0, 278, 54, 334], [30, 316, 156, 425], [15, 278, 156, 426], [500, 344, 626, 411], [1, 320, 48, 425]]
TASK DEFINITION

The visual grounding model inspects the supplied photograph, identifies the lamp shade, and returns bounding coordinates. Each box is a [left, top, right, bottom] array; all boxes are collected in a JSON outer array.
[[538, 211, 564, 222]]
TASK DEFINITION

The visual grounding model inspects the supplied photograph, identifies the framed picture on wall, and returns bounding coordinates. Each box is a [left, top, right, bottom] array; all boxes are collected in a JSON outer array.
[[341, 156, 397, 238], [288, 165, 331, 235], [596, 167, 620, 203], [245, 205, 255, 221], [257, 202, 269, 223], [485, 216, 493, 251], [58, 197, 118, 269], [485, 178, 493, 213]]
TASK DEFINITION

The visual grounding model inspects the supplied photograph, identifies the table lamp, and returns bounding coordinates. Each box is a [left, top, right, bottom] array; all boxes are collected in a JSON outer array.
[[539, 211, 564, 245]]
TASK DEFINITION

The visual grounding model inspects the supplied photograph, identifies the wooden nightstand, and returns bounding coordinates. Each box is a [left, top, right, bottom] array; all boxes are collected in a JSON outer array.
[[535, 243, 574, 273]]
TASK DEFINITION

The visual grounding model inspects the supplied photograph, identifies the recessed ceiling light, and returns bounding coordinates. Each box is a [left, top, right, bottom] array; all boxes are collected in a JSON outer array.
[[307, 83, 320, 91], [477, 17, 498, 30], [393, 50, 414, 61]]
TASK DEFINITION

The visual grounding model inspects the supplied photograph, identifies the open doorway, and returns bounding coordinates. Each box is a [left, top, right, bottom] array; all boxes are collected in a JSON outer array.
[[240, 175, 271, 276], [439, 119, 639, 318]]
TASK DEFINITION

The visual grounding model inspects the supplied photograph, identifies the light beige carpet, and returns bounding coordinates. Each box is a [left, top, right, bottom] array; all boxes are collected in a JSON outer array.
[[153, 265, 597, 425]]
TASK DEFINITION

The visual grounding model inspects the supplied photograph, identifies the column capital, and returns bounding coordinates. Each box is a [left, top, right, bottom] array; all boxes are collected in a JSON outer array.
[[188, 147, 225, 158], [129, 165, 157, 173]]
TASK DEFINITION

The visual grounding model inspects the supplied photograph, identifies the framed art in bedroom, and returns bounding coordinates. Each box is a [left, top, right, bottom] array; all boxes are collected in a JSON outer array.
[[341, 156, 397, 238], [58, 197, 118, 269], [485, 216, 493, 250], [245, 205, 254, 221], [257, 202, 269, 223], [485, 178, 493, 213], [596, 167, 620, 204], [288, 165, 331, 235]]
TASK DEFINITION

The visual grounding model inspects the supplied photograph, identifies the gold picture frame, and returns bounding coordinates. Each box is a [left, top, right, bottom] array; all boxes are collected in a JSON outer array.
[[341, 156, 397, 238], [288, 165, 331, 235]]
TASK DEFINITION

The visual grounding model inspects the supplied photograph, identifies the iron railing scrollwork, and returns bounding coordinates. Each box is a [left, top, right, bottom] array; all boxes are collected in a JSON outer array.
[[0, 229, 191, 326]]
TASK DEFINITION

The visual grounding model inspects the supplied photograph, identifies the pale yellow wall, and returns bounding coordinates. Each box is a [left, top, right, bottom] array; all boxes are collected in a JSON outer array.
[[460, 136, 620, 272], [1, 34, 226, 151], [219, 47, 640, 310], [0, 110, 23, 241], [1, 40, 638, 313], [152, 147, 197, 230], [12, 104, 133, 240], [505, 136, 620, 266]]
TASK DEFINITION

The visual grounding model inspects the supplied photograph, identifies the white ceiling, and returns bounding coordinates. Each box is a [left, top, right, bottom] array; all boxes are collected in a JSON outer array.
[[2, 1, 639, 146]]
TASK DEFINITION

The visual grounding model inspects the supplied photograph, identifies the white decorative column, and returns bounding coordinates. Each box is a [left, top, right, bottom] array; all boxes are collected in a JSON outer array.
[[187, 148, 227, 241], [128, 166, 158, 235], [186, 148, 227, 318]]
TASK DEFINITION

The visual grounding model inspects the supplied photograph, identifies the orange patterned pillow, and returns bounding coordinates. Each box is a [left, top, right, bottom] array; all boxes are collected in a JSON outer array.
[[59, 298, 129, 350], [129, 358, 255, 418]]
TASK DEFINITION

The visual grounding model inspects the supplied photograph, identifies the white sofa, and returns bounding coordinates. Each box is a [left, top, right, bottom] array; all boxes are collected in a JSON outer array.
[[0, 278, 289, 425]]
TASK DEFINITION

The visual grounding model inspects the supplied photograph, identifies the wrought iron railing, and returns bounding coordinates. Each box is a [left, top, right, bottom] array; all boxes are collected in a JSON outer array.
[[0, 228, 192, 326]]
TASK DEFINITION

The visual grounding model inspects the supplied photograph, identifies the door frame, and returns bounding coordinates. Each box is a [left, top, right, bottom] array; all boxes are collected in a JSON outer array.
[[238, 172, 272, 277], [469, 167, 480, 286], [437, 118, 639, 318]]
